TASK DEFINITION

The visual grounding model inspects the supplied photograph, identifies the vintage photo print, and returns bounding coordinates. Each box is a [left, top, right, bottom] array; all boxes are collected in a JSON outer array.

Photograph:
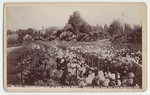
[[3, 2, 147, 92]]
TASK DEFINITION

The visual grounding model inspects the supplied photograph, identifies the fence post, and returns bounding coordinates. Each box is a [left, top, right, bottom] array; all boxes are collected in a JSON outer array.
[[91, 55, 93, 67], [86, 56, 89, 66], [88, 56, 90, 67], [20, 59, 23, 85], [75, 66, 78, 85], [93, 56, 94, 68], [116, 71, 118, 85], [98, 58, 99, 70], [96, 57, 98, 68]]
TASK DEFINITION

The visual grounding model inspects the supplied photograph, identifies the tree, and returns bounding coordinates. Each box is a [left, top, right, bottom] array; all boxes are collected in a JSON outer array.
[[44, 26, 59, 40], [124, 23, 133, 42], [23, 34, 33, 46], [124, 24, 142, 43], [7, 34, 19, 46], [67, 11, 93, 41], [16, 29, 28, 44], [26, 28, 35, 37], [63, 24, 73, 32], [92, 24, 104, 40], [133, 25, 142, 43], [68, 11, 84, 37], [104, 24, 109, 33], [7, 30, 13, 36], [108, 20, 123, 39], [79, 21, 93, 34]]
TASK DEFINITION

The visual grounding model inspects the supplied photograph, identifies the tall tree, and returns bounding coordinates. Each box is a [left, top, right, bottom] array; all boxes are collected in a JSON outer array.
[[124, 23, 133, 42], [68, 11, 84, 37], [67, 11, 94, 41], [133, 25, 142, 43], [108, 20, 123, 38], [104, 24, 109, 33], [16, 29, 27, 44]]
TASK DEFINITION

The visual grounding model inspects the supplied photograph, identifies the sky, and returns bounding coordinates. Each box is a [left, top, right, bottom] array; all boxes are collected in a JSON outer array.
[[6, 3, 143, 31]]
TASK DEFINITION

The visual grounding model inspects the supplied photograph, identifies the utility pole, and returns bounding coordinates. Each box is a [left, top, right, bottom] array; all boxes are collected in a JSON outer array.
[[121, 14, 126, 42], [121, 14, 124, 34], [42, 26, 44, 30]]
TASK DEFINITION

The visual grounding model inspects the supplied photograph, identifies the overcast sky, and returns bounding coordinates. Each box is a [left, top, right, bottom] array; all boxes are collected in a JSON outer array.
[[6, 3, 143, 31]]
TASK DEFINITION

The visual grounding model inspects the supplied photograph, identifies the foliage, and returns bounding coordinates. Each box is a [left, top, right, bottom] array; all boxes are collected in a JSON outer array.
[[7, 11, 142, 43], [132, 25, 142, 43], [7, 30, 16, 36], [44, 27, 59, 40], [7, 34, 19, 46], [67, 11, 94, 41], [68, 11, 84, 36], [108, 19, 123, 38], [104, 24, 109, 33]]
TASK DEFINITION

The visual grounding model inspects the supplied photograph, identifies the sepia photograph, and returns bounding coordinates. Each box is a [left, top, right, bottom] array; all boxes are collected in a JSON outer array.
[[3, 2, 147, 92]]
